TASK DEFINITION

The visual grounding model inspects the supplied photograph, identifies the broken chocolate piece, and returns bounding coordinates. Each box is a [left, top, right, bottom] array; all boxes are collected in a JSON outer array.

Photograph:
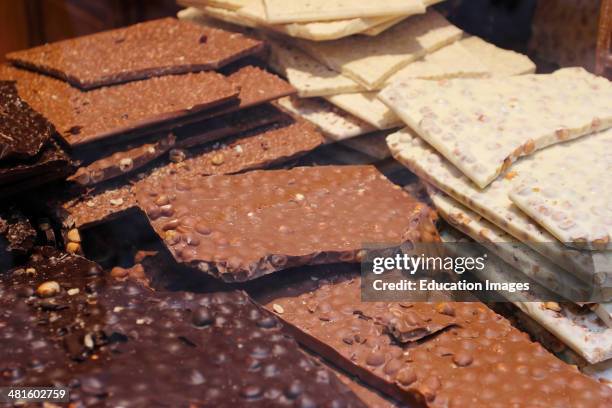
[[134, 165, 435, 281], [0, 248, 365, 407], [0, 81, 55, 160], [7, 18, 264, 89]]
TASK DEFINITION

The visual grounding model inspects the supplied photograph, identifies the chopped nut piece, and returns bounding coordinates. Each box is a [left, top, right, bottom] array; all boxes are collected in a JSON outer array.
[[272, 304, 285, 314], [67, 228, 81, 243], [36, 281, 61, 298]]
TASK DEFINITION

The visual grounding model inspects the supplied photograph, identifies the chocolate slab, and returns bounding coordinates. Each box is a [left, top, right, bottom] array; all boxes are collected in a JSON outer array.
[[133, 165, 436, 282], [250, 264, 612, 407], [60, 71, 239, 148], [0, 81, 55, 160], [53, 119, 324, 232], [0, 248, 365, 407], [7, 18, 264, 89]]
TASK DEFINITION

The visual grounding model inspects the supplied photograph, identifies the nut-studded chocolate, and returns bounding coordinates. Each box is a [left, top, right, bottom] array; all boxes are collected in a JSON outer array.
[[6, 18, 264, 89], [250, 264, 612, 407], [133, 165, 436, 281], [0, 248, 366, 407]]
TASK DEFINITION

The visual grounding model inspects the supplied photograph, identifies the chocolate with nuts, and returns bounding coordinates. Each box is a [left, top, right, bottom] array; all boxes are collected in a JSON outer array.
[[7, 18, 264, 89], [0, 81, 55, 161], [0, 247, 366, 407], [134, 165, 436, 281], [250, 264, 612, 407]]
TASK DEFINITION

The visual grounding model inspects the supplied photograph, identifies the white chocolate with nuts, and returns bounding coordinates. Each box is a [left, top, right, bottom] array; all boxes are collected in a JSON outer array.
[[380, 68, 612, 187], [429, 188, 592, 301], [386, 128, 612, 286], [277, 96, 375, 141], [324, 92, 402, 130], [440, 226, 612, 364], [509, 129, 612, 250]]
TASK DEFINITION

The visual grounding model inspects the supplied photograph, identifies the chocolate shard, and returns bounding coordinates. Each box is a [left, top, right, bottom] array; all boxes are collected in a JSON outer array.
[[68, 133, 177, 187], [0, 138, 72, 197], [6, 18, 264, 89], [0, 208, 36, 270], [134, 165, 436, 281], [0, 81, 55, 161], [249, 264, 612, 407], [0, 247, 366, 407]]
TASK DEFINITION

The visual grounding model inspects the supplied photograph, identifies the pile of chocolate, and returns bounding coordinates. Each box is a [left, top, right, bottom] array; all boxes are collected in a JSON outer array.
[[1, 17, 611, 408]]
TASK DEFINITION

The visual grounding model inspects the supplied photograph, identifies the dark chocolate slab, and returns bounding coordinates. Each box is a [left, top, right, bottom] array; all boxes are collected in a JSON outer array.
[[0, 248, 366, 407], [250, 265, 612, 407], [133, 165, 436, 281], [7, 18, 264, 89], [0, 208, 36, 269], [0, 81, 55, 160], [0, 138, 72, 195]]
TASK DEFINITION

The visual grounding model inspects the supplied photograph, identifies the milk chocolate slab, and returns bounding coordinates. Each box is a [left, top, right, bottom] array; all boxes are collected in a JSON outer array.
[[0, 81, 55, 160], [6, 18, 264, 89], [69, 133, 177, 187], [61, 71, 239, 148], [54, 119, 323, 231], [0, 248, 366, 407], [134, 165, 434, 281], [250, 264, 612, 407]]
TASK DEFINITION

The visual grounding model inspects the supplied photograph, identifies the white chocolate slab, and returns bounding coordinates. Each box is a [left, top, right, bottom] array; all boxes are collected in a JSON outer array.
[[261, 0, 425, 24], [296, 11, 462, 89], [509, 129, 612, 250], [277, 96, 375, 141], [386, 128, 612, 288], [385, 42, 489, 82], [440, 225, 612, 364], [238, 1, 408, 41], [459, 36, 536, 76], [324, 92, 403, 130], [380, 68, 612, 187], [267, 39, 362, 97], [430, 188, 592, 300]]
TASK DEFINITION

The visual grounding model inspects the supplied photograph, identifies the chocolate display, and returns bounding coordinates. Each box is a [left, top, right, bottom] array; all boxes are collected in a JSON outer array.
[[6, 18, 264, 89], [134, 165, 437, 281], [251, 264, 612, 407], [0, 81, 55, 160], [0, 248, 365, 407]]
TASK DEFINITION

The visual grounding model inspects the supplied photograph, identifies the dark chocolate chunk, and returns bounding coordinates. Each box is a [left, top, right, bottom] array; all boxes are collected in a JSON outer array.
[[0, 81, 55, 161], [249, 264, 612, 407], [0, 248, 366, 407], [7, 18, 264, 89], [134, 165, 436, 281]]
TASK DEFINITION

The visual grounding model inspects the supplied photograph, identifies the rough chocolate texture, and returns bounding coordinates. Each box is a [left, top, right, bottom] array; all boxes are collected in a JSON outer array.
[[0, 208, 36, 263], [250, 265, 612, 407], [133, 165, 436, 281], [7, 18, 264, 89], [0, 138, 72, 196], [53, 119, 324, 232], [0, 248, 366, 407], [0, 81, 55, 161]]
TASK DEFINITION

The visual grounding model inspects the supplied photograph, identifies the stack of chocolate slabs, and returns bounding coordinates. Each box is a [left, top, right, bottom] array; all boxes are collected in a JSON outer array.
[[383, 66, 612, 383], [177, 0, 536, 167]]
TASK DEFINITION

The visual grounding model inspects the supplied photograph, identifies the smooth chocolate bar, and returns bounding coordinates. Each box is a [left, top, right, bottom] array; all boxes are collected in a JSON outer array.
[[250, 264, 612, 407], [0, 247, 365, 407], [0, 81, 55, 160], [7, 18, 264, 89], [133, 165, 437, 281]]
